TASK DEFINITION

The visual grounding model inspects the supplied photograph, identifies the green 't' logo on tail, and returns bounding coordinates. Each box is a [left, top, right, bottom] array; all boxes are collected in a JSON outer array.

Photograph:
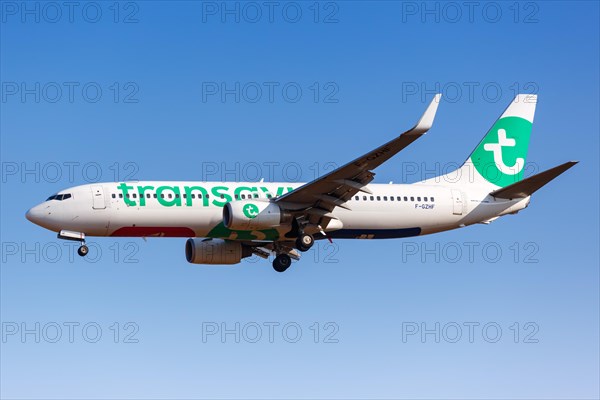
[[470, 116, 532, 187]]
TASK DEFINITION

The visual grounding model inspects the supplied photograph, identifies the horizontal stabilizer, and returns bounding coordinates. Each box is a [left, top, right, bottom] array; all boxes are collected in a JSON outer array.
[[490, 161, 578, 199]]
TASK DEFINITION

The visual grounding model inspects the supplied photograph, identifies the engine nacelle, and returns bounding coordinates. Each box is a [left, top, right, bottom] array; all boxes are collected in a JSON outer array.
[[223, 200, 284, 230], [185, 238, 251, 265]]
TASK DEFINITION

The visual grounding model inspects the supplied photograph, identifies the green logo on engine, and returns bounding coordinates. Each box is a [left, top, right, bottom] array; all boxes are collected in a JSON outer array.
[[243, 204, 259, 219]]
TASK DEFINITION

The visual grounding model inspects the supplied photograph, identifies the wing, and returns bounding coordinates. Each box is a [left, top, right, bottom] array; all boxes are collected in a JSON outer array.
[[275, 94, 441, 227]]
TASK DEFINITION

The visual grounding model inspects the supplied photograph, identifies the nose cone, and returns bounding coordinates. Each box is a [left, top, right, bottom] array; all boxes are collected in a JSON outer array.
[[25, 205, 44, 225], [25, 203, 60, 231]]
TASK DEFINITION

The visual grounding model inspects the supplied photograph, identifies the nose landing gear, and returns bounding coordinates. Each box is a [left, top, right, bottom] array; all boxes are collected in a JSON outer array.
[[58, 229, 88, 257], [77, 244, 89, 257]]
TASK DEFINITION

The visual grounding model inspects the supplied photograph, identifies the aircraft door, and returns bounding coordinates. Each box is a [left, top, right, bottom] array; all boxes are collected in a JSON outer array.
[[91, 185, 107, 209], [451, 189, 463, 215]]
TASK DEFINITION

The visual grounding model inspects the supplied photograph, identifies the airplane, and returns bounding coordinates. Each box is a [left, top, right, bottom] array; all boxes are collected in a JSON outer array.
[[25, 94, 577, 272]]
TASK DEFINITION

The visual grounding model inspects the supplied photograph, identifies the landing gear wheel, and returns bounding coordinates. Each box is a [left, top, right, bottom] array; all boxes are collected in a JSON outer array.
[[77, 245, 89, 257], [273, 254, 292, 272], [296, 234, 314, 252]]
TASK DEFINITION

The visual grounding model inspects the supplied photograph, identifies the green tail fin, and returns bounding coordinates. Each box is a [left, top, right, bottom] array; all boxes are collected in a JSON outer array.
[[465, 94, 537, 188]]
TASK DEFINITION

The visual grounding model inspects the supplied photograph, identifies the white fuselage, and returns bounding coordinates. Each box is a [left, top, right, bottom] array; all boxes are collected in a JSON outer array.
[[25, 181, 530, 241]]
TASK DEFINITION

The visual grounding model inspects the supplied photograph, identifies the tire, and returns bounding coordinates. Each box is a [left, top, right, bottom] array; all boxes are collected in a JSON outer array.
[[273, 254, 292, 272], [296, 234, 314, 252], [77, 245, 89, 257]]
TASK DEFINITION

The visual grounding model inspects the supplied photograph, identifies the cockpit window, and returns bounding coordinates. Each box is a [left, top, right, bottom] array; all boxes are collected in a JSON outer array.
[[46, 193, 72, 201]]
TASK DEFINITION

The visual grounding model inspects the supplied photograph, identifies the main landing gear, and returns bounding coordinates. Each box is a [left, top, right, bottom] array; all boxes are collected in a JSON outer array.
[[271, 232, 314, 273], [58, 230, 88, 257], [295, 233, 314, 252], [273, 253, 292, 273], [288, 219, 315, 253]]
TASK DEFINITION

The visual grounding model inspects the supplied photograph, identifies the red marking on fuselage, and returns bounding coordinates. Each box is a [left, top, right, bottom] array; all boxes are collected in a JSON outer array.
[[110, 227, 195, 237]]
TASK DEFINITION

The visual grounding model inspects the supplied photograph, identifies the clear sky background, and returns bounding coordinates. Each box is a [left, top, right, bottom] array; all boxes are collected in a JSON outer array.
[[1, 1, 598, 399]]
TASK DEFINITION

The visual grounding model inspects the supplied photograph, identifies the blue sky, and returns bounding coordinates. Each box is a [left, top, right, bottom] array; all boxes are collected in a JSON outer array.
[[1, 1, 599, 399]]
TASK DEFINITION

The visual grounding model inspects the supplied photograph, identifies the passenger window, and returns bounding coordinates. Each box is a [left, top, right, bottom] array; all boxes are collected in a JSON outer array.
[[376, 196, 381, 201], [220, 194, 224, 199], [175, 194, 180, 198], [424, 197, 428, 202], [383, 196, 388, 201], [133, 193, 137, 198], [153, 194, 157, 198], [370, 196, 374, 201], [206, 194, 209, 198], [354, 196, 359, 201], [267, 194, 272, 199], [126, 194, 130, 198], [397, 196, 401, 201], [431, 197, 435, 202], [119, 194, 123, 198], [410, 197, 414, 201], [241, 194, 246, 199], [254, 194, 259, 198], [417, 197, 421, 201], [160, 194, 164, 199], [390, 196, 394, 201], [363, 196, 367, 200], [404, 196, 408, 201], [112, 194, 116, 199], [168, 194, 172, 199]]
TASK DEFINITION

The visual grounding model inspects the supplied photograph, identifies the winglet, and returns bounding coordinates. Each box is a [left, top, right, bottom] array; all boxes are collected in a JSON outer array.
[[490, 161, 578, 199], [409, 93, 441, 135]]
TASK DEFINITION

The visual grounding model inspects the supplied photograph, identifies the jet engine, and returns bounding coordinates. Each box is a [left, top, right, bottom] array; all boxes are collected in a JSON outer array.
[[185, 238, 252, 265], [223, 200, 288, 230]]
